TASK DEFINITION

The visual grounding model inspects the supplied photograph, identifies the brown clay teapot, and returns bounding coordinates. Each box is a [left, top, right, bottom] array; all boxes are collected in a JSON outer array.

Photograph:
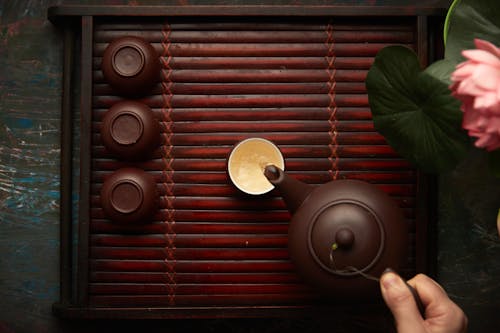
[[264, 165, 408, 299]]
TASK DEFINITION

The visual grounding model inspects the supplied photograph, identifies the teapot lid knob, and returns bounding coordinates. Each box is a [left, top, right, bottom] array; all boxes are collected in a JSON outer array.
[[308, 201, 384, 276], [335, 228, 355, 249]]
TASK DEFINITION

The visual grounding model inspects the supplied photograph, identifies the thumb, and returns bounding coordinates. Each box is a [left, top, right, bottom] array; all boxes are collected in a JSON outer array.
[[380, 271, 426, 333]]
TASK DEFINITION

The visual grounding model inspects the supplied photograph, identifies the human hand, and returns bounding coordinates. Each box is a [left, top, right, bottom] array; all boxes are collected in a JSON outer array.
[[380, 271, 467, 333]]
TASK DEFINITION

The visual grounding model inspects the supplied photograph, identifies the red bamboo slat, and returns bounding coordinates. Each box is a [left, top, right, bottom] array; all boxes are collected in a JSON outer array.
[[177, 184, 411, 198], [89, 293, 315, 307], [89, 210, 416, 236], [91, 157, 409, 173], [164, 70, 368, 83], [96, 120, 336, 133], [165, 120, 373, 133], [92, 107, 373, 122], [94, 56, 374, 70], [158, 107, 336, 121], [90, 272, 301, 284], [164, 56, 373, 70], [167, 56, 375, 70], [90, 259, 295, 272], [93, 179, 416, 199], [93, 94, 332, 108], [89, 283, 308, 295], [93, 69, 368, 84], [90, 247, 290, 260], [91, 209, 291, 223], [91, 144, 398, 160], [91, 170, 229, 183], [90, 197, 415, 218], [93, 81, 368, 95], [91, 206, 414, 225], [92, 120, 376, 134], [93, 42, 412, 57], [91, 235, 288, 248], [89, 221, 289, 234], [161, 197, 283, 211], [92, 132, 387, 147]]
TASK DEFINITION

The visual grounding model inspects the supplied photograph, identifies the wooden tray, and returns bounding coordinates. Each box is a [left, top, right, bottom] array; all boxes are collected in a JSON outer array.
[[49, 5, 442, 319]]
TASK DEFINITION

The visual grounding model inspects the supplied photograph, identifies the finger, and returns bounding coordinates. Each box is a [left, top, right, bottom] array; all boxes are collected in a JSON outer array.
[[404, 281, 426, 318], [408, 274, 468, 332], [380, 271, 425, 333], [407, 274, 451, 312]]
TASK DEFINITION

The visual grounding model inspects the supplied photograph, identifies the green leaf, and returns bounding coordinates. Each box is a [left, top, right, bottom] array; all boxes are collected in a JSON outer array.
[[424, 58, 457, 85], [443, 0, 460, 45], [366, 46, 469, 173], [445, 0, 500, 63]]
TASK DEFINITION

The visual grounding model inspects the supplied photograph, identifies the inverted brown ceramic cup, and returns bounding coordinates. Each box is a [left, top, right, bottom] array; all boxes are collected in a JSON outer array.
[[100, 100, 160, 161], [101, 167, 158, 224], [102, 36, 161, 96], [227, 138, 285, 195]]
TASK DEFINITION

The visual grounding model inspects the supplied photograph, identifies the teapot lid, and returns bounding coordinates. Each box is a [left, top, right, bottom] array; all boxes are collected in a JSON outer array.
[[308, 200, 384, 276], [285, 179, 408, 297]]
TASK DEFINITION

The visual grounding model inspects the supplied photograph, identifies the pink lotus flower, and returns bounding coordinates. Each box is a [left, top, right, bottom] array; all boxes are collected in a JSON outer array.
[[450, 38, 500, 151]]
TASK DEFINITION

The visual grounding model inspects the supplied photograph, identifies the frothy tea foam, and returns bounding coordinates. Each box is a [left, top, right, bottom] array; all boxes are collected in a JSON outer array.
[[228, 138, 284, 195]]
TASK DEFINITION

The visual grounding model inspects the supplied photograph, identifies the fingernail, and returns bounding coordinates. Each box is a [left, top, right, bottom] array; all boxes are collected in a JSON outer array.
[[380, 269, 406, 292], [382, 267, 395, 275], [381, 272, 399, 290]]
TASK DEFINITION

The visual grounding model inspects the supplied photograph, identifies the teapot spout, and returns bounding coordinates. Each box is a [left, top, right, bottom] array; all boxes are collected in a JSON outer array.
[[264, 165, 313, 214]]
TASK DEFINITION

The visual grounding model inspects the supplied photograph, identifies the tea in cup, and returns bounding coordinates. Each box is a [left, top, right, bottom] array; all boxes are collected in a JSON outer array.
[[228, 138, 285, 195]]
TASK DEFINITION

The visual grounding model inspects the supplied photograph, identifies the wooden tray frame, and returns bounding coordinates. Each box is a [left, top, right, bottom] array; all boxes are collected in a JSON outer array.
[[49, 5, 443, 319]]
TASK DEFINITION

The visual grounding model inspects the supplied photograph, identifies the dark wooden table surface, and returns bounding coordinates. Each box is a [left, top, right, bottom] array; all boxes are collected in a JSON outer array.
[[1, 0, 499, 332]]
